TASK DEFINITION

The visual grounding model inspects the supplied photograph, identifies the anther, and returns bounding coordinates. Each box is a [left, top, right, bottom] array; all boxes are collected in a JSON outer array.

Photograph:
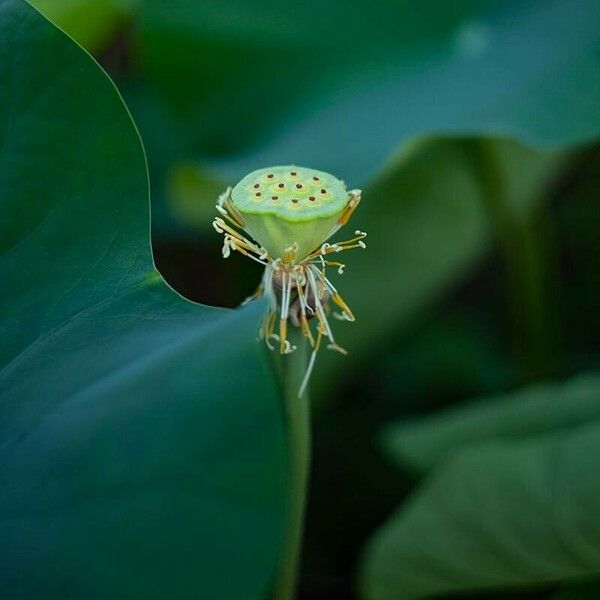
[[278, 183, 284, 188], [253, 183, 260, 189], [271, 196, 278, 201], [292, 198, 299, 204], [255, 192, 262, 197], [320, 189, 326, 194], [296, 183, 302, 189], [309, 196, 316, 202]]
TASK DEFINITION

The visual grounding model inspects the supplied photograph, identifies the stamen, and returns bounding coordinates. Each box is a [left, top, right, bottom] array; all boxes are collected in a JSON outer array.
[[283, 339, 297, 354], [331, 292, 355, 322], [296, 278, 314, 315], [298, 329, 323, 398], [224, 199, 246, 227], [264, 309, 277, 349], [294, 270, 315, 346], [307, 264, 355, 322], [212, 217, 269, 264], [266, 333, 278, 351], [305, 230, 367, 261], [221, 239, 231, 258], [217, 188, 231, 208], [278, 270, 294, 353], [318, 260, 346, 274], [326, 343, 348, 355], [283, 242, 299, 265], [279, 319, 288, 353], [337, 232, 367, 246], [326, 189, 362, 237], [307, 268, 334, 342], [230, 243, 269, 265]]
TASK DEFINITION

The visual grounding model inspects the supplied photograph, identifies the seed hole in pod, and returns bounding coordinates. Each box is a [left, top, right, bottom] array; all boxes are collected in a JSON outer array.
[[278, 183, 285, 188], [313, 176, 320, 181], [320, 188, 327, 194], [309, 196, 316, 202], [267, 173, 274, 179], [290, 171, 297, 176], [255, 192, 262, 197], [253, 183, 260, 189], [291, 198, 299, 204], [296, 183, 302, 189], [271, 196, 278, 201]]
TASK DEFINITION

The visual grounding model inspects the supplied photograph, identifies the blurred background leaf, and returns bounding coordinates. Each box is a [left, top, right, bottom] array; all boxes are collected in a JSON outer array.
[[552, 581, 600, 599], [383, 373, 600, 472], [313, 138, 566, 396], [166, 162, 227, 232], [30, 0, 600, 222], [361, 374, 600, 600], [0, 2, 284, 598], [138, 0, 600, 182], [32, 0, 136, 50]]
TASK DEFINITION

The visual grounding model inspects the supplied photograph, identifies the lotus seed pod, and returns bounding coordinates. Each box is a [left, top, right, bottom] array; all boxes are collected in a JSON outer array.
[[213, 164, 365, 397], [230, 165, 349, 261]]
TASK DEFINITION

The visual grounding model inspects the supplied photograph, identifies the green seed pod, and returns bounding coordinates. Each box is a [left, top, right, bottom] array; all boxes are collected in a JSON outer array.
[[230, 165, 350, 261], [213, 164, 365, 397]]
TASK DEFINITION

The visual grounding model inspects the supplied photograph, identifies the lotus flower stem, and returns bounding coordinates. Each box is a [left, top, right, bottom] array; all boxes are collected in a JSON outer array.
[[274, 329, 311, 600]]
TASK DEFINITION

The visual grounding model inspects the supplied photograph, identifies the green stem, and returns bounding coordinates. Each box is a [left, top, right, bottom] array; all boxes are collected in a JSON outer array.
[[273, 330, 311, 600]]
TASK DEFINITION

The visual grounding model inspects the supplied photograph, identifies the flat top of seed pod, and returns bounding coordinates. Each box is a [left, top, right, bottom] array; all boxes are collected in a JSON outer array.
[[231, 165, 348, 222]]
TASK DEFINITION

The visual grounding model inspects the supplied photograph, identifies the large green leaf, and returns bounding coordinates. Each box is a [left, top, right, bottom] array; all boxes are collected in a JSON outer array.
[[383, 372, 600, 472], [0, 2, 285, 598], [361, 373, 600, 599]]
